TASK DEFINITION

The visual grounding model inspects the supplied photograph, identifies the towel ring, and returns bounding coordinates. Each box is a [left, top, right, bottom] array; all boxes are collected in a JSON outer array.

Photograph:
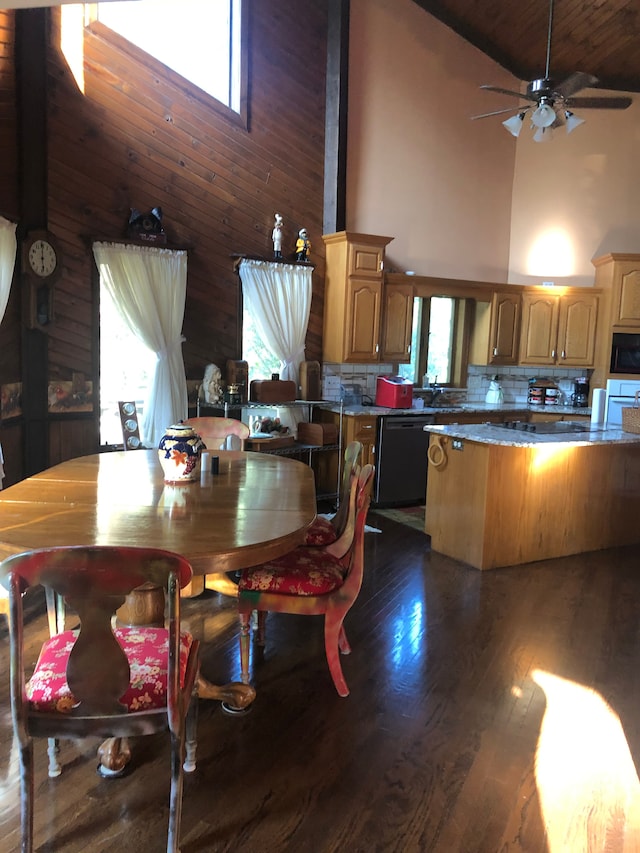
[[427, 436, 447, 469]]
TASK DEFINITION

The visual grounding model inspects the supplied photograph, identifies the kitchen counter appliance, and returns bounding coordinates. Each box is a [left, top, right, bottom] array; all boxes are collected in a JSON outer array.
[[374, 414, 435, 506], [375, 375, 413, 409], [605, 379, 640, 426]]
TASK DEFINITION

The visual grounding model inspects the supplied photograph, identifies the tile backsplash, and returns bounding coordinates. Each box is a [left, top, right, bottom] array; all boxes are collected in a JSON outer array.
[[322, 362, 592, 406]]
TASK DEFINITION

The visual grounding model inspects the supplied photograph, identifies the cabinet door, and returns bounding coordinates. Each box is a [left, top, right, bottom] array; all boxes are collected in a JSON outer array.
[[488, 292, 521, 364], [519, 294, 559, 365], [557, 293, 598, 366], [347, 242, 385, 278], [381, 284, 413, 362], [618, 268, 640, 326], [344, 279, 382, 362]]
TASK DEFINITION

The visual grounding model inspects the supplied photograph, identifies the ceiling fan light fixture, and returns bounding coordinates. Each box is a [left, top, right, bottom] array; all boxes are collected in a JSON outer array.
[[565, 110, 585, 134], [531, 102, 557, 128], [533, 126, 553, 143], [502, 112, 526, 137]]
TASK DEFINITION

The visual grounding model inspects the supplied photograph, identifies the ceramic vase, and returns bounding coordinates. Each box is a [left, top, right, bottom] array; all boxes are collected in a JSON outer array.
[[158, 423, 205, 483]]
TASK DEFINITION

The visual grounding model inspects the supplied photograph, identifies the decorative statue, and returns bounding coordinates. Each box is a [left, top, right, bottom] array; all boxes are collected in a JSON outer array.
[[272, 213, 284, 259], [295, 228, 311, 262], [201, 363, 223, 404]]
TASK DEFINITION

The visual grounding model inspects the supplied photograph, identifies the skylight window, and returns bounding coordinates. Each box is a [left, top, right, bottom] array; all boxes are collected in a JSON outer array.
[[94, 0, 243, 113]]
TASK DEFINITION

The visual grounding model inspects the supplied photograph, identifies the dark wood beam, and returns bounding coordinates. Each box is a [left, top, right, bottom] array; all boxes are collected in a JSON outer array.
[[323, 0, 349, 236]]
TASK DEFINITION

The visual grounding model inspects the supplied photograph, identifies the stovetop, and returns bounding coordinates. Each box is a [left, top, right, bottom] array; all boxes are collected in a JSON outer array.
[[498, 420, 591, 435]]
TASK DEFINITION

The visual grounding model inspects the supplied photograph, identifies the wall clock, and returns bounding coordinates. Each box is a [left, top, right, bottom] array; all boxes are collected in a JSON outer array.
[[22, 230, 61, 282]]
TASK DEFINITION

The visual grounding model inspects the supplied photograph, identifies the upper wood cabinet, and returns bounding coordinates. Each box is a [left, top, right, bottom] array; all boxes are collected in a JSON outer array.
[[381, 283, 414, 361], [593, 253, 640, 327], [323, 231, 412, 363], [488, 291, 521, 364], [519, 291, 598, 367]]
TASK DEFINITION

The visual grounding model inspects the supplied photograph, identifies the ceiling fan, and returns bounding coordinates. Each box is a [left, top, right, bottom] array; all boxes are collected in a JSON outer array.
[[471, 0, 633, 140]]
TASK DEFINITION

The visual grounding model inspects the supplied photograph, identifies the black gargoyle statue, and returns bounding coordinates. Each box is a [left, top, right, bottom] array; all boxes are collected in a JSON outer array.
[[127, 206, 165, 241]]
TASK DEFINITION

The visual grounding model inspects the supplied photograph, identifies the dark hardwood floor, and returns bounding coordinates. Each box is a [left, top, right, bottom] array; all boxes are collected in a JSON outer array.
[[2, 513, 640, 852]]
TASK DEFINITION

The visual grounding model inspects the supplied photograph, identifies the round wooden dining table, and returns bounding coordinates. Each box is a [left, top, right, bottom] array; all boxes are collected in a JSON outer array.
[[0, 449, 317, 767]]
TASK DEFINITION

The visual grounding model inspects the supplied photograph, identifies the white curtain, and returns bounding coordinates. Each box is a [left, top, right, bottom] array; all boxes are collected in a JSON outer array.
[[92, 242, 188, 446], [239, 258, 312, 389], [0, 217, 17, 328]]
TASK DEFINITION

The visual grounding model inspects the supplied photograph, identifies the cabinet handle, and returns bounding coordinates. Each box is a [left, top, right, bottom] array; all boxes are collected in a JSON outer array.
[[361, 424, 374, 430], [561, 350, 566, 359], [551, 349, 556, 359], [375, 344, 379, 353], [493, 347, 498, 356], [407, 344, 411, 354]]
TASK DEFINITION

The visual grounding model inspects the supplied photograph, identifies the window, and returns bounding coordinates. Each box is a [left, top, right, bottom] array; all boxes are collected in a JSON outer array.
[[242, 304, 281, 385], [399, 296, 465, 387], [99, 278, 155, 446], [91, 0, 245, 115]]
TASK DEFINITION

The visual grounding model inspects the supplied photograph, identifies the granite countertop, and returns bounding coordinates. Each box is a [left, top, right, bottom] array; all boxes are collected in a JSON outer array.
[[422, 422, 640, 447], [318, 402, 592, 418]]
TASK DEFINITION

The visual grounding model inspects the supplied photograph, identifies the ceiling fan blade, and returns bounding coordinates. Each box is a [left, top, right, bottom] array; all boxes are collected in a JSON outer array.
[[565, 96, 633, 110], [471, 106, 531, 120], [480, 84, 535, 101], [553, 71, 599, 99]]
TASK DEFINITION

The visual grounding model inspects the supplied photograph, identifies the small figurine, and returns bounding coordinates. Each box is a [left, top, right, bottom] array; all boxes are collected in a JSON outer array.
[[295, 228, 311, 262], [272, 213, 284, 259], [200, 363, 223, 404]]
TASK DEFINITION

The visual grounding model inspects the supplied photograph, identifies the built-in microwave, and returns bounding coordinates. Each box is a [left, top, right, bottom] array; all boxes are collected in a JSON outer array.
[[610, 332, 640, 374]]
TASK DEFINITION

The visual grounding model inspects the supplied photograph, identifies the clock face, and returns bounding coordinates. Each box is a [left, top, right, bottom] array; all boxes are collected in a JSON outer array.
[[28, 239, 57, 278]]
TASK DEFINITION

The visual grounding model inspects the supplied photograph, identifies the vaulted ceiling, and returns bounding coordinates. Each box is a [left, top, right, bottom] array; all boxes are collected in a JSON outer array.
[[414, 0, 640, 94]]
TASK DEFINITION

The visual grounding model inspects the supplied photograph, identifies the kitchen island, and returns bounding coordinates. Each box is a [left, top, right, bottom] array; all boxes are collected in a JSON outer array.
[[424, 422, 640, 570]]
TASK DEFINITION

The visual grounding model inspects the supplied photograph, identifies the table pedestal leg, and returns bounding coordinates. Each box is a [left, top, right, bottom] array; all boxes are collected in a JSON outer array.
[[97, 583, 256, 774]]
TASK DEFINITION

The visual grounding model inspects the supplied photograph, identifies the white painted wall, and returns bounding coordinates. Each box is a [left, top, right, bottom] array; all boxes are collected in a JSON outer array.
[[347, 0, 640, 287]]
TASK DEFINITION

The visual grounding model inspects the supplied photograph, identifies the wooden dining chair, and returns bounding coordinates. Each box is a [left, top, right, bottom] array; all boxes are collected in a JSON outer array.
[[184, 416, 250, 450], [0, 545, 200, 853], [303, 439, 362, 546], [237, 464, 375, 697]]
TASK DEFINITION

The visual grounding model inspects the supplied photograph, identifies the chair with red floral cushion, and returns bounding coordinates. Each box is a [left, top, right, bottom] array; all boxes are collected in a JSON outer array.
[[303, 440, 362, 547], [237, 463, 374, 697], [0, 545, 200, 853]]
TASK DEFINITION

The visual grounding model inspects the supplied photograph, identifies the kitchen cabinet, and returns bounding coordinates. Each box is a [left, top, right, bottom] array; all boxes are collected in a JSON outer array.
[[381, 283, 414, 361], [470, 291, 521, 366], [519, 291, 598, 367], [323, 231, 412, 363], [593, 253, 640, 327], [313, 410, 377, 496]]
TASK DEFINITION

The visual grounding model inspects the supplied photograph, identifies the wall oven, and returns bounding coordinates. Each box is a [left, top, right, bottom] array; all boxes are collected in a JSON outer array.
[[605, 379, 640, 426]]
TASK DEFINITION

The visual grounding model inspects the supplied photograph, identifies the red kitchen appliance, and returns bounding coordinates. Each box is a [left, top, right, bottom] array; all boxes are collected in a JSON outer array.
[[375, 375, 413, 409]]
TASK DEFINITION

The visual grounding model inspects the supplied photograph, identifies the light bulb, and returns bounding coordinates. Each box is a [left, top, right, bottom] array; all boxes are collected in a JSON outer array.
[[502, 112, 526, 138], [531, 102, 556, 128]]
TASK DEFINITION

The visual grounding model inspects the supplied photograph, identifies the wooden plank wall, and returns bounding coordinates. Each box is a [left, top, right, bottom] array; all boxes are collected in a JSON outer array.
[[1, 1, 329, 478], [0, 9, 22, 487]]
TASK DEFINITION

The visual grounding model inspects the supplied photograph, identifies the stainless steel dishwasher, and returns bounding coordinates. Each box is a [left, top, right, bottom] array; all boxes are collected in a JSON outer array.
[[374, 414, 436, 506]]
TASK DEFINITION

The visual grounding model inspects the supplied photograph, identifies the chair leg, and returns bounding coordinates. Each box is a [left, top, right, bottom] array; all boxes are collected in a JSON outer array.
[[239, 612, 252, 684], [324, 615, 349, 697], [338, 625, 351, 655], [183, 689, 198, 774], [47, 738, 61, 778], [167, 730, 184, 853], [256, 611, 267, 646], [19, 739, 34, 853]]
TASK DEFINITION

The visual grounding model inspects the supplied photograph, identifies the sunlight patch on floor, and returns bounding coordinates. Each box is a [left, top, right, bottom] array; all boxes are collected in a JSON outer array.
[[532, 668, 640, 851]]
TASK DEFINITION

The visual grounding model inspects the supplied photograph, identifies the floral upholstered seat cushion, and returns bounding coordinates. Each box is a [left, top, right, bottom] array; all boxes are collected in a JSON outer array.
[[239, 548, 345, 596], [303, 516, 338, 547], [26, 627, 194, 714]]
